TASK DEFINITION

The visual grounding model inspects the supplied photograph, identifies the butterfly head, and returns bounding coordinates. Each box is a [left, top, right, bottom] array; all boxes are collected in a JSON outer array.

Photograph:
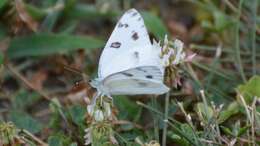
[[89, 78, 109, 95], [89, 78, 100, 88]]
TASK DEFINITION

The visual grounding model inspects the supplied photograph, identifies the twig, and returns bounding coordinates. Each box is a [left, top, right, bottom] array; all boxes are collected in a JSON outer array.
[[21, 129, 48, 146], [112, 120, 143, 130], [251, 97, 257, 146], [5, 63, 50, 100]]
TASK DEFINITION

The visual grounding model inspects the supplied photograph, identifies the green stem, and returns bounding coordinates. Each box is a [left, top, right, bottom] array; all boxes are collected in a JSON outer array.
[[251, 0, 258, 75], [235, 0, 246, 82], [137, 101, 198, 146], [151, 96, 159, 141], [162, 91, 170, 146]]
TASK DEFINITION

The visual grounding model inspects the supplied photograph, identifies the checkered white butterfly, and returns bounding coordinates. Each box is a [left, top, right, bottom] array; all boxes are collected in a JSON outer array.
[[90, 8, 169, 99]]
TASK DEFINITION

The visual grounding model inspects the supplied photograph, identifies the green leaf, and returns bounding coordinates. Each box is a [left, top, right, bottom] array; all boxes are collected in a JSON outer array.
[[70, 143, 78, 146], [180, 124, 196, 140], [48, 133, 73, 146], [237, 75, 260, 103], [195, 102, 213, 122], [218, 101, 240, 123], [68, 105, 86, 126], [169, 133, 189, 146], [10, 111, 43, 134], [66, 4, 118, 20], [141, 11, 168, 40], [0, 0, 7, 12], [12, 90, 41, 110], [213, 11, 233, 31], [25, 3, 47, 20], [7, 33, 104, 58], [220, 126, 233, 136], [48, 136, 63, 146], [237, 125, 250, 137], [114, 96, 141, 121], [49, 98, 63, 129]]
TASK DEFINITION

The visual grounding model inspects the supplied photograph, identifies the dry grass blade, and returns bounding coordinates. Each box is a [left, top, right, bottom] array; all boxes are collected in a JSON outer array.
[[5, 63, 50, 100], [15, 0, 38, 32]]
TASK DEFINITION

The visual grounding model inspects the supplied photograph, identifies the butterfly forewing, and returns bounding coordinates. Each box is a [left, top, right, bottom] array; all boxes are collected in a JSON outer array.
[[98, 9, 153, 79]]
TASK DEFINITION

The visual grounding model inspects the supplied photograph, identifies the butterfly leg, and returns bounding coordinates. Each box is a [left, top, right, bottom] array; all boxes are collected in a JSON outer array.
[[106, 94, 114, 106], [89, 92, 100, 111]]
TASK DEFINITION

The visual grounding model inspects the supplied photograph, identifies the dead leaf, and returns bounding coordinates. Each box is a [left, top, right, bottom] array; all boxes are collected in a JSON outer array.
[[15, 0, 38, 32], [30, 70, 47, 90]]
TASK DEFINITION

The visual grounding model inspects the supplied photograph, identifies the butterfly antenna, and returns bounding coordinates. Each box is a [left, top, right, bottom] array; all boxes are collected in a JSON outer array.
[[64, 66, 90, 80], [63, 65, 82, 75]]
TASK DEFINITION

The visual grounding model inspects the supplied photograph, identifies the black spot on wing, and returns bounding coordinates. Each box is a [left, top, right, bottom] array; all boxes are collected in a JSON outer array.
[[122, 72, 133, 77], [118, 22, 129, 28], [137, 17, 142, 21], [134, 51, 139, 58], [137, 82, 147, 86], [137, 81, 147, 86], [110, 42, 121, 48], [146, 75, 153, 79], [131, 12, 138, 17], [132, 32, 139, 40], [136, 68, 147, 73]]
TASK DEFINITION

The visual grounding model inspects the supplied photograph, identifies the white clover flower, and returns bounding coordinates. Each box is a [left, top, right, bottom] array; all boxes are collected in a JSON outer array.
[[103, 102, 112, 117], [173, 39, 183, 51], [163, 35, 169, 49], [87, 105, 94, 116], [84, 128, 91, 145], [172, 39, 185, 65], [94, 110, 104, 121], [158, 35, 196, 70], [187, 114, 192, 122]]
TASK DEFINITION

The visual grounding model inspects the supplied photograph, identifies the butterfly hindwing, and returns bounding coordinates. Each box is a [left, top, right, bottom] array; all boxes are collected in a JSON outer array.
[[103, 66, 169, 95], [98, 9, 153, 79]]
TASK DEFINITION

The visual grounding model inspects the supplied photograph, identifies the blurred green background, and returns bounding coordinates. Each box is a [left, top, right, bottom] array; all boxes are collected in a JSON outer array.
[[0, 0, 259, 146]]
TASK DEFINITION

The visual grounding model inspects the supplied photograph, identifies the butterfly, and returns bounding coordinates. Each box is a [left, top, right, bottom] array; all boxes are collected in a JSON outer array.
[[90, 8, 169, 100]]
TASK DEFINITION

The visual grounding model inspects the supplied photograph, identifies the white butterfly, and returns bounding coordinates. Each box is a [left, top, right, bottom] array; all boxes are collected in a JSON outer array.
[[90, 8, 169, 100]]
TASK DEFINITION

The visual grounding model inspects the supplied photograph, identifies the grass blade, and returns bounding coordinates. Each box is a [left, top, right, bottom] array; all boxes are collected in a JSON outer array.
[[7, 33, 104, 58]]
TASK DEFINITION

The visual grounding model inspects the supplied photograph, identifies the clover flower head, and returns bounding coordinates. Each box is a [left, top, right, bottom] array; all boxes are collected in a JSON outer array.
[[160, 35, 188, 67], [85, 95, 114, 145]]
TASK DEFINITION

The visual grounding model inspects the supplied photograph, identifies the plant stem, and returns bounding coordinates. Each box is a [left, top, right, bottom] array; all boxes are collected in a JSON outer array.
[[235, 0, 246, 82], [137, 101, 198, 146], [151, 96, 159, 141], [162, 91, 170, 146], [251, 0, 258, 75]]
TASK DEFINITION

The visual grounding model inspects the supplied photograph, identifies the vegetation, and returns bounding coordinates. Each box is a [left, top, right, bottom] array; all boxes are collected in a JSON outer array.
[[0, 0, 259, 146]]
